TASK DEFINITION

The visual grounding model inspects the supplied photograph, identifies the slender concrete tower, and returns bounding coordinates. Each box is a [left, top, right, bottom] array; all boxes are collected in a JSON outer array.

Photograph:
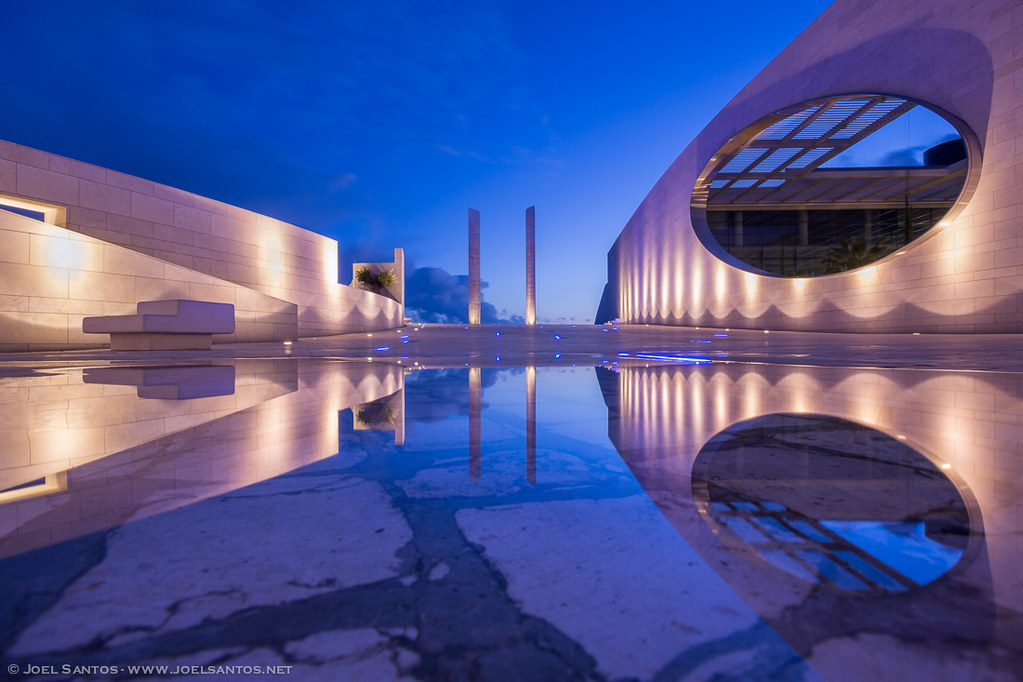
[[468, 208, 481, 324], [525, 206, 536, 325]]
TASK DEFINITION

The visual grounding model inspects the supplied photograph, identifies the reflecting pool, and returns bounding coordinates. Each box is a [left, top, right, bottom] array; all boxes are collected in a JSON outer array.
[[0, 357, 1020, 680]]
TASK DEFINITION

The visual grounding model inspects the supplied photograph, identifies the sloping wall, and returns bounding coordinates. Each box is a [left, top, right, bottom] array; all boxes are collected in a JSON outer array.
[[0, 209, 296, 351], [606, 0, 1023, 332], [0, 140, 401, 342]]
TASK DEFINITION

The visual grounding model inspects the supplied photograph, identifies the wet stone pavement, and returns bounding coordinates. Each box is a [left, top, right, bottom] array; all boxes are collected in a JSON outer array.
[[0, 326, 1020, 681]]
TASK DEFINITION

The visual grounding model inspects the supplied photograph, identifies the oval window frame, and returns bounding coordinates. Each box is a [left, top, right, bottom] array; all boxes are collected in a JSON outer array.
[[690, 94, 983, 278]]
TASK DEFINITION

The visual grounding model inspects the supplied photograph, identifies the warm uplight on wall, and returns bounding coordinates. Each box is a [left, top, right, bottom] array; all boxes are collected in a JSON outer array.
[[659, 247, 671, 313], [322, 241, 339, 284], [690, 264, 703, 313], [257, 229, 287, 289], [857, 266, 877, 282], [673, 272, 684, 316], [743, 272, 758, 296], [43, 237, 88, 271]]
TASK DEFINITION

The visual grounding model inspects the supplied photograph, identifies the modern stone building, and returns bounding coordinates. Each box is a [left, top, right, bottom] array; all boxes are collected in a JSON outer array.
[[0, 141, 403, 351], [598, 0, 1023, 333]]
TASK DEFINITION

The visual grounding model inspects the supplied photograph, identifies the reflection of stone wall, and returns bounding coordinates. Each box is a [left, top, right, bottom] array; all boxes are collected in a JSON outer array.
[[602, 363, 1022, 674], [0, 359, 403, 558], [0, 360, 298, 493], [0, 139, 401, 347], [606, 0, 1023, 332]]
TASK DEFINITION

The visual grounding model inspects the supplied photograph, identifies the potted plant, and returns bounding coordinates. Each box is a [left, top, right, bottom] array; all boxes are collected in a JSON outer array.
[[354, 267, 398, 291]]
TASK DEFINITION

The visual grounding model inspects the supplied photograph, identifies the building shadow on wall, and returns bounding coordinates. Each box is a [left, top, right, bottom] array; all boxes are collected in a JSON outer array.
[[660, 290, 1023, 333]]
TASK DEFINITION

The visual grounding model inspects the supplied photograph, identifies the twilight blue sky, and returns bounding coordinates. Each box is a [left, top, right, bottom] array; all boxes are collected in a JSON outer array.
[[2, 0, 834, 323]]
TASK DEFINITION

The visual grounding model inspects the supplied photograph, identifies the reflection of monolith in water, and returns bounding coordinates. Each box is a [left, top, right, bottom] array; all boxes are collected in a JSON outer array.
[[526, 366, 536, 484], [526, 206, 536, 326], [468, 208, 481, 325], [469, 367, 481, 481]]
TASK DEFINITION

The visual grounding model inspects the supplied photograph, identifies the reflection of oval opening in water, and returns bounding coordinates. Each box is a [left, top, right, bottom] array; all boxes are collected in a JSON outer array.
[[692, 414, 973, 593], [691, 95, 975, 277]]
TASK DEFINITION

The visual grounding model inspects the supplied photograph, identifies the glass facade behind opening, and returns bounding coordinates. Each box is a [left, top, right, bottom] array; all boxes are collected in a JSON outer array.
[[692, 96, 970, 277]]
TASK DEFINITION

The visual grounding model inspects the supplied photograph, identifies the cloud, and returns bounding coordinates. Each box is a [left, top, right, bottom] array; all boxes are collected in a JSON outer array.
[[879, 146, 927, 167], [405, 266, 521, 324]]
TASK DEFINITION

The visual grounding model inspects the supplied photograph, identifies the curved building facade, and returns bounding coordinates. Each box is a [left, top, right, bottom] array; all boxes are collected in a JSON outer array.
[[0, 140, 402, 350], [599, 0, 1023, 332]]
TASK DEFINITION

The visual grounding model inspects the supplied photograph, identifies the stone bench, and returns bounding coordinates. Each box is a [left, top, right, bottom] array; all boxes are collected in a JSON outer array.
[[83, 300, 235, 350]]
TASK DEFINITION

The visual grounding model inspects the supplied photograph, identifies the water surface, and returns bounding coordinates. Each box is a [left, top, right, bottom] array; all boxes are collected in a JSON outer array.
[[0, 358, 1019, 680]]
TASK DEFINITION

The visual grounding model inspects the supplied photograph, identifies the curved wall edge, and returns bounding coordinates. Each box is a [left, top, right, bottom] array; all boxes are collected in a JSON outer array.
[[604, 0, 1022, 333], [0, 140, 401, 349]]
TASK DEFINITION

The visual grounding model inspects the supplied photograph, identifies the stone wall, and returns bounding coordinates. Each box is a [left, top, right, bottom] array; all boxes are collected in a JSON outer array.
[[606, 0, 1023, 332], [0, 140, 401, 346]]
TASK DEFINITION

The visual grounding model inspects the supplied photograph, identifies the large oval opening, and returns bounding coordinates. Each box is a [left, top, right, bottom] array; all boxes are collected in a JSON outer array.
[[691, 95, 978, 277]]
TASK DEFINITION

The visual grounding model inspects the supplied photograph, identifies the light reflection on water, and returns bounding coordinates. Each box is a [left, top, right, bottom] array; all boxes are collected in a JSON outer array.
[[0, 359, 1019, 679]]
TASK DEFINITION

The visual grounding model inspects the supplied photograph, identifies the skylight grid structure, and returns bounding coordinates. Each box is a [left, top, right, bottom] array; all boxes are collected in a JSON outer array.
[[718, 148, 769, 175], [830, 98, 908, 139], [754, 105, 822, 141], [706, 96, 918, 204], [787, 148, 833, 169], [793, 99, 873, 139]]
